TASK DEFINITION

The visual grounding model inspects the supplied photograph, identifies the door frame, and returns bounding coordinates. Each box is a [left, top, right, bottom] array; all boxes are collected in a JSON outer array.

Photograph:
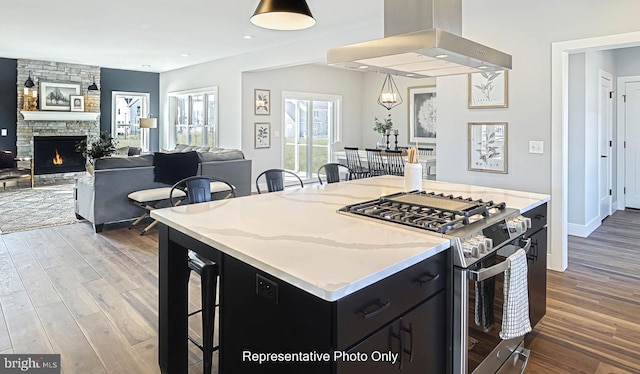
[[598, 69, 613, 220], [552, 31, 640, 272], [616, 75, 640, 209]]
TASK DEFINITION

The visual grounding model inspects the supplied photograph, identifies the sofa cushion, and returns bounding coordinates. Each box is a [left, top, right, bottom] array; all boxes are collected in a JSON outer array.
[[198, 149, 245, 162], [153, 151, 199, 185], [94, 154, 154, 170]]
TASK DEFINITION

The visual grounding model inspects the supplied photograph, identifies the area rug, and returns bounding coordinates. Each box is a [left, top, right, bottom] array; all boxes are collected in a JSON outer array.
[[0, 184, 81, 234]]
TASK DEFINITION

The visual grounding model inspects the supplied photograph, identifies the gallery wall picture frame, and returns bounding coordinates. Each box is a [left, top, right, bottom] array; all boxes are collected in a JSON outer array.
[[408, 85, 437, 143], [70, 95, 85, 112], [254, 122, 271, 149], [468, 70, 509, 108], [39, 81, 81, 111], [468, 122, 508, 174], [254, 89, 271, 115]]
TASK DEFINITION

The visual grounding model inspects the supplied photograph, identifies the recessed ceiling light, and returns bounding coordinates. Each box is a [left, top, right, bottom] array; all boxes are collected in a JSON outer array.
[[435, 54, 449, 58], [142, 64, 151, 68], [180, 53, 190, 57], [478, 66, 488, 69], [358, 65, 369, 69], [244, 35, 253, 39]]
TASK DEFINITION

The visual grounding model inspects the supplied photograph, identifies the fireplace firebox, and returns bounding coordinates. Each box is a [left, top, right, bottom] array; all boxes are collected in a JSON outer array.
[[33, 136, 87, 175]]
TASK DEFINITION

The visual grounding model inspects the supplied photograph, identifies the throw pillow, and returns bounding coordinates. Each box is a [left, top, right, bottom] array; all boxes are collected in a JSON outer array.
[[153, 151, 199, 185]]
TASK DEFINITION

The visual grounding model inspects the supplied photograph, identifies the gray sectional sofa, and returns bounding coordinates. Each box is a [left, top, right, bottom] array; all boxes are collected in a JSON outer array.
[[74, 147, 251, 233]]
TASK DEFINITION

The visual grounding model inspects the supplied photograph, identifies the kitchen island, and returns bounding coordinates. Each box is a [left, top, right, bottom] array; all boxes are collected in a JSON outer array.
[[151, 176, 548, 373]]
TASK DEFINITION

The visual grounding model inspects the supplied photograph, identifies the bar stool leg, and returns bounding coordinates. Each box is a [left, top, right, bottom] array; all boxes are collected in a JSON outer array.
[[200, 264, 218, 374]]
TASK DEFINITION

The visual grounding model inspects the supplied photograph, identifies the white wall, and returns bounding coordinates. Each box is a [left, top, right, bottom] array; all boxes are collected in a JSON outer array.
[[614, 46, 640, 75], [241, 64, 365, 180], [568, 53, 586, 225], [567, 50, 616, 236]]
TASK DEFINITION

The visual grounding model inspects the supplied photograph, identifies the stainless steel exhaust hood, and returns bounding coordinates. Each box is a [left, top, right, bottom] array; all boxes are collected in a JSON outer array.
[[327, 0, 512, 78]]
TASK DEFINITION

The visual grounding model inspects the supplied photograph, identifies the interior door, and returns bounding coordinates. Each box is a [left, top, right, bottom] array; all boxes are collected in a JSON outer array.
[[598, 71, 613, 219], [625, 81, 640, 209]]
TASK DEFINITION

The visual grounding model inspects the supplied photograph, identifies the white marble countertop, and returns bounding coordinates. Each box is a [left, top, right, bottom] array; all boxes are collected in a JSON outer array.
[[151, 176, 549, 302]]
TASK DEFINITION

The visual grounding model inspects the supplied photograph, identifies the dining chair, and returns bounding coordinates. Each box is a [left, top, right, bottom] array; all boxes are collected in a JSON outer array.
[[418, 147, 435, 177], [343, 147, 370, 179], [317, 163, 353, 184], [365, 148, 386, 176], [168, 175, 236, 374], [384, 149, 405, 176], [255, 168, 304, 194]]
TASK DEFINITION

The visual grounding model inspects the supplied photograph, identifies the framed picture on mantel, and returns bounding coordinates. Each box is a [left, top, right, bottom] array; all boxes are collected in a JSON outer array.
[[39, 81, 81, 111]]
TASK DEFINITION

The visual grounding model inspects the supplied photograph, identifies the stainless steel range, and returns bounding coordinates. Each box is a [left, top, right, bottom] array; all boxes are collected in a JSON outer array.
[[339, 191, 547, 374]]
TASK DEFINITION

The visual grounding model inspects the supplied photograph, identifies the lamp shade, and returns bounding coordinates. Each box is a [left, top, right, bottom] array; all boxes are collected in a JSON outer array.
[[24, 71, 34, 88], [140, 118, 157, 129], [251, 0, 316, 30]]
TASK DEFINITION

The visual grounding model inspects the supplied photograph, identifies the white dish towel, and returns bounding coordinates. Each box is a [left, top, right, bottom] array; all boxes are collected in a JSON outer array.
[[499, 248, 532, 340]]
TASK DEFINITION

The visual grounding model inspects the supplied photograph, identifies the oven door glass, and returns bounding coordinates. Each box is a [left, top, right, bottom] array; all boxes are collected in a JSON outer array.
[[467, 252, 507, 372]]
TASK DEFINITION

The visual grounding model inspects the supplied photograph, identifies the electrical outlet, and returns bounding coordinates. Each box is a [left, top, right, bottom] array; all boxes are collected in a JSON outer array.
[[256, 274, 278, 304], [529, 140, 544, 154], [1, 129, 6, 137]]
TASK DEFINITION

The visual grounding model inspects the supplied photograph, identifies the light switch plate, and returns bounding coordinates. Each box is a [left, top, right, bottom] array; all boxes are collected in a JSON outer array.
[[273, 131, 280, 138], [1, 129, 6, 137], [529, 140, 544, 154]]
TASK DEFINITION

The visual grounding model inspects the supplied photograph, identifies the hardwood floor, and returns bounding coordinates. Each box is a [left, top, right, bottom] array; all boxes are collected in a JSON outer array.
[[0, 211, 639, 373]]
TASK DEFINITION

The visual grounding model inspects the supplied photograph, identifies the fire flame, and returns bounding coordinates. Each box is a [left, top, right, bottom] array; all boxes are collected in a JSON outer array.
[[52, 149, 63, 165]]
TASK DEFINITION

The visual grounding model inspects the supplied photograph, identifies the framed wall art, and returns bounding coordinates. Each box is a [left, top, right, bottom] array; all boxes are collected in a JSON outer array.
[[70, 95, 85, 112], [468, 70, 508, 108], [254, 122, 271, 149], [468, 122, 508, 173], [39, 81, 81, 111], [408, 85, 437, 143], [254, 89, 270, 115]]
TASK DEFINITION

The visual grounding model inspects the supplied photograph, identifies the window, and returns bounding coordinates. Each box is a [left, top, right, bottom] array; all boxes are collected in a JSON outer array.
[[168, 87, 218, 148], [283, 92, 341, 181], [111, 91, 150, 151]]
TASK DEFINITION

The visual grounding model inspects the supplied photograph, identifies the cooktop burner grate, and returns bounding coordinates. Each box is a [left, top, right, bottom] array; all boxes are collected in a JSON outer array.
[[339, 191, 507, 234]]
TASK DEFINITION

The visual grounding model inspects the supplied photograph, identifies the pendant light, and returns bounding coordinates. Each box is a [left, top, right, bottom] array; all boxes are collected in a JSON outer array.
[[378, 74, 403, 110], [24, 71, 34, 88], [250, 0, 316, 31], [88, 76, 99, 91]]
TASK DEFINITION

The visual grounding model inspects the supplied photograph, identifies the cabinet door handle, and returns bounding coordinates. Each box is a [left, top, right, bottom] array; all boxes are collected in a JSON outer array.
[[360, 300, 391, 320], [401, 322, 414, 363], [391, 319, 404, 370], [416, 273, 440, 287]]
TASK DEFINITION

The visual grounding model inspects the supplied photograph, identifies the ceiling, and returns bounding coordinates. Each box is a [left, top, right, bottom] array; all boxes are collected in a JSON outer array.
[[0, 0, 381, 73]]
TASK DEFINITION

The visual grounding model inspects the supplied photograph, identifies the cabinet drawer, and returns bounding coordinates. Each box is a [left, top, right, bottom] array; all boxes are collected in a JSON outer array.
[[336, 249, 447, 350]]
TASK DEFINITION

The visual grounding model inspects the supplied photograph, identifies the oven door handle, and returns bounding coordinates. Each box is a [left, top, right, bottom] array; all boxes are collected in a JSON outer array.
[[468, 238, 531, 282]]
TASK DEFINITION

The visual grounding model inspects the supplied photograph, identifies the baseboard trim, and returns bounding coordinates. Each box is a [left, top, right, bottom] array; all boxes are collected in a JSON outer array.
[[567, 216, 600, 238]]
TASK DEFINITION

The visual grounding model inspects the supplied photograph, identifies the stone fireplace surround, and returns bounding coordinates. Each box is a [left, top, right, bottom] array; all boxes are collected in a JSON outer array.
[[16, 59, 101, 184]]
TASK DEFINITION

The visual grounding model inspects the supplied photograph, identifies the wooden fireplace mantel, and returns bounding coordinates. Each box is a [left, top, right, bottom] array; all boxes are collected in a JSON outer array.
[[20, 111, 100, 121]]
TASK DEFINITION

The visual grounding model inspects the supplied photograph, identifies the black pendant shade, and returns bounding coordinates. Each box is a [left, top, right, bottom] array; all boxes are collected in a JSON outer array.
[[24, 71, 34, 88], [378, 74, 403, 110], [88, 76, 99, 91], [251, 0, 316, 31]]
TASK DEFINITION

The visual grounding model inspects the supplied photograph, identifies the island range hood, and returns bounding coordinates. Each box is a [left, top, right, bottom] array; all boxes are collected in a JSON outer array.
[[327, 0, 512, 78]]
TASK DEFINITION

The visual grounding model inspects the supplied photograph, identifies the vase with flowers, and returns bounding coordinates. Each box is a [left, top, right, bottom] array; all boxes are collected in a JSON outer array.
[[373, 114, 394, 149]]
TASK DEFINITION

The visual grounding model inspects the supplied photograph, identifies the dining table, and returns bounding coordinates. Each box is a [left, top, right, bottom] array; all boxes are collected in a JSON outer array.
[[334, 149, 436, 177]]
